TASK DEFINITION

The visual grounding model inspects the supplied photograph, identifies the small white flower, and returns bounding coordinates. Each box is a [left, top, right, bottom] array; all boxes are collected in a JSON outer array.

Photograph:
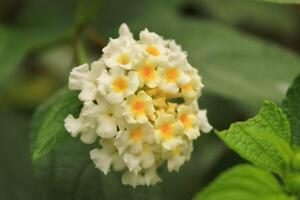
[[64, 114, 97, 144], [123, 91, 155, 124], [139, 28, 167, 59], [65, 23, 211, 187], [98, 67, 139, 104], [158, 59, 191, 94], [69, 61, 105, 101], [197, 110, 213, 133], [102, 24, 143, 70], [136, 57, 161, 88], [154, 114, 184, 150], [90, 139, 125, 175], [177, 104, 200, 140], [181, 68, 204, 99], [163, 140, 193, 172]]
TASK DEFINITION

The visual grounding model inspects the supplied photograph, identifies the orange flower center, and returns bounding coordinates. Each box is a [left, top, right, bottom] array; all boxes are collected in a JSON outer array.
[[131, 129, 143, 142], [180, 114, 191, 128], [132, 99, 145, 114], [160, 123, 172, 139], [165, 68, 179, 83], [113, 77, 128, 93], [146, 45, 160, 57], [118, 54, 130, 65]]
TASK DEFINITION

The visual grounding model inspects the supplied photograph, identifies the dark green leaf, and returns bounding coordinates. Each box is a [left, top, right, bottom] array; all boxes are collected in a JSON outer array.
[[283, 75, 300, 147], [33, 133, 225, 200], [197, 0, 299, 37], [193, 164, 296, 200], [218, 101, 293, 174], [96, 6, 300, 110], [31, 88, 81, 161], [255, 0, 300, 3]]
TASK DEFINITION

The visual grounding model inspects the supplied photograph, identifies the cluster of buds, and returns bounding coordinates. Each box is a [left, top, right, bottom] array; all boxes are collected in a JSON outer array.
[[64, 24, 212, 187]]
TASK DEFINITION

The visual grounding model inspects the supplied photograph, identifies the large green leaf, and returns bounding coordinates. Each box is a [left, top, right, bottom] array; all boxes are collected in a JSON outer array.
[[0, 0, 80, 90], [96, 5, 300, 110], [197, 0, 299, 37], [218, 101, 293, 174], [31, 89, 81, 161], [0, 111, 35, 200], [33, 133, 225, 200], [193, 164, 296, 200], [255, 0, 300, 3], [283, 75, 300, 147]]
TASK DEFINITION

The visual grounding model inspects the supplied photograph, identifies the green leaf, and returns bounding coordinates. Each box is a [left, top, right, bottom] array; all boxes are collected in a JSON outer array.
[[197, 0, 299, 37], [0, 0, 82, 90], [255, 0, 300, 4], [31, 88, 82, 161], [33, 133, 225, 200], [193, 164, 296, 200], [283, 75, 300, 147], [218, 101, 293, 174], [96, 5, 300, 110], [0, 111, 35, 200]]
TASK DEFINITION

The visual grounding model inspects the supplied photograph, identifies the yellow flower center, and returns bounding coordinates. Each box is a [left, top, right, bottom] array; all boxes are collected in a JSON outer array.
[[140, 63, 155, 81], [113, 77, 128, 93], [146, 45, 160, 57], [165, 68, 179, 83], [132, 99, 146, 115], [118, 54, 130, 65], [160, 123, 172, 139], [181, 82, 193, 91], [180, 114, 191, 128], [131, 128, 143, 142]]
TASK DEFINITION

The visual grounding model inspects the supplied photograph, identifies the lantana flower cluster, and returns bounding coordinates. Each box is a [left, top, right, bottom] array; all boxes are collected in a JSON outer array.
[[64, 23, 212, 187]]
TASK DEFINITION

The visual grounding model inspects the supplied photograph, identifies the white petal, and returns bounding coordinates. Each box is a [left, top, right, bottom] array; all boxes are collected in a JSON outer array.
[[64, 115, 82, 137], [97, 115, 117, 138], [90, 148, 113, 175], [123, 153, 141, 174], [115, 130, 129, 154], [162, 137, 182, 150], [68, 64, 89, 90], [141, 152, 155, 169], [198, 110, 212, 133], [144, 167, 161, 186], [106, 91, 124, 104], [122, 171, 145, 188], [80, 130, 97, 144]]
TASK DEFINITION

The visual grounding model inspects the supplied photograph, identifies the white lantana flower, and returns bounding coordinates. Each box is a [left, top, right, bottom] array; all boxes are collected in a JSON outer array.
[[64, 23, 212, 187]]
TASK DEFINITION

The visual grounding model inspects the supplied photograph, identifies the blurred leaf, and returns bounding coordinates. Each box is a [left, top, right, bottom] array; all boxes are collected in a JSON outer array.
[[96, 5, 300, 111], [75, 0, 101, 28], [0, 26, 67, 89], [33, 133, 225, 200], [0, 111, 35, 200], [0, 0, 82, 90], [193, 164, 295, 200], [218, 101, 293, 174], [283, 75, 300, 147], [256, 0, 300, 3], [31, 88, 81, 161], [197, 0, 299, 36]]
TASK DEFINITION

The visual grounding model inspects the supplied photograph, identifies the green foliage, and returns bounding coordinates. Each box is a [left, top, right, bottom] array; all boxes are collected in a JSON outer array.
[[96, 5, 300, 110], [218, 101, 293, 174], [33, 134, 225, 200], [31, 89, 82, 161], [283, 75, 300, 147], [197, 0, 299, 36], [0, 27, 66, 90], [255, 0, 300, 3], [0, 111, 35, 200], [193, 165, 296, 200]]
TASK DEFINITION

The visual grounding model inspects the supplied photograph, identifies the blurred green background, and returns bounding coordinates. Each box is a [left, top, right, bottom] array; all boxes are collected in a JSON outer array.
[[1, 0, 300, 199]]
